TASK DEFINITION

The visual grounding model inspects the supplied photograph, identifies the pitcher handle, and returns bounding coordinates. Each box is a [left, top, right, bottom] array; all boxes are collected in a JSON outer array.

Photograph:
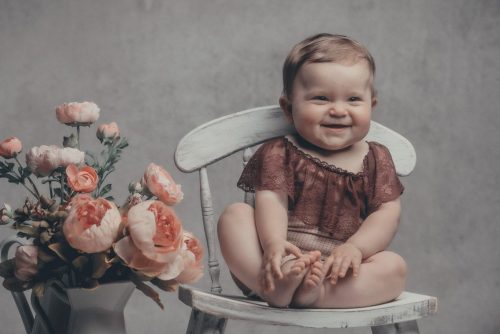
[[0, 235, 34, 334]]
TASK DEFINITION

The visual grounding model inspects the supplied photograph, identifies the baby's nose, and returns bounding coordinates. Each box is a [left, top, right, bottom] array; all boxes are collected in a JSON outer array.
[[328, 104, 348, 117]]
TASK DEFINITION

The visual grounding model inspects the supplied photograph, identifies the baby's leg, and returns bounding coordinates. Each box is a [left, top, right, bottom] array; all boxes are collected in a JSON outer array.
[[218, 203, 263, 296], [218, 203, 318, 307], [293, 251, 407, 308]]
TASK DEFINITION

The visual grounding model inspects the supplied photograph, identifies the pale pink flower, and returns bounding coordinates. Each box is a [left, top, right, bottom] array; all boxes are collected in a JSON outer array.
[[141, 163, 183, 205], [96, 122, 120, 142], [14, 245, 38, 281], [167, 231, 204, 283], [63, 198, 122, 253], [114, 200, 184, 278], [55, 102, 100, 125], [0, 137, 22, 159], [66, 164, 99, 193], [26, 145, 85, 176]]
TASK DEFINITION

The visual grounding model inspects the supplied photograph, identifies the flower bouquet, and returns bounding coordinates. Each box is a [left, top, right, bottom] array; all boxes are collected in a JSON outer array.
[[0, 102, 203, 309]]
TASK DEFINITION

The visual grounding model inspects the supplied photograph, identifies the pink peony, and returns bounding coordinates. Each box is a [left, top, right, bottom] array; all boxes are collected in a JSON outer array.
[[55, 102, 100, 125], [96, 122, 120, 142], [168, 231, 204, 283], [65, 193, 93, 211], [26, 145, 85, 176], [0, 137, 22, 159], [141, 163, 183, 205], [114, 200, 184, 278], [66, 164, 99, 193], [14, 245, 38, 281], [63, 197, 122, 253]]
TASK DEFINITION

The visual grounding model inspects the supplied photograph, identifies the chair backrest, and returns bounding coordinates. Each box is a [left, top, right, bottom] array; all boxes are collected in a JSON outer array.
[[174, 105, 416, 293]]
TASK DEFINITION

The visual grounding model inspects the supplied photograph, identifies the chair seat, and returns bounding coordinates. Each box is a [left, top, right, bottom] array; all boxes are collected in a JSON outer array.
[[178, 285, 437, 329]]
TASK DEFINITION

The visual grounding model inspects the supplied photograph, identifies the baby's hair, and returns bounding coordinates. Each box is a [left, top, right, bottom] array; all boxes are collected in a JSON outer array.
[[282, 33, 376, 98]]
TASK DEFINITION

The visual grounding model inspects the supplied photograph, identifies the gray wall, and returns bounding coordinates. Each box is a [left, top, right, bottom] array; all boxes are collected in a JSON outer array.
[[0, 0, 499, 333]]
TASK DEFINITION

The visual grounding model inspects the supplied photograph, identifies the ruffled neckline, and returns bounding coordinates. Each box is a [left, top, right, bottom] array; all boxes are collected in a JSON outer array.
[[282, 136, 370, 178]]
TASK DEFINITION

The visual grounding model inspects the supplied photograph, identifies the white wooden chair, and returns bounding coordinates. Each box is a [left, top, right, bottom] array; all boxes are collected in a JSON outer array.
[[174, 105, 437, 334]]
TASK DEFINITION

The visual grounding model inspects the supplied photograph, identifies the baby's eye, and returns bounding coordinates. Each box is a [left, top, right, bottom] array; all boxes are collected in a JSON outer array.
[[348, 96, 362, 102], [312, 96, 328, 101]]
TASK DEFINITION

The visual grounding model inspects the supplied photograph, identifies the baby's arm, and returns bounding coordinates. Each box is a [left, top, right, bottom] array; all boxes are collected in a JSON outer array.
[[255, 190, 302, 291], [327, 197, 401, 283]]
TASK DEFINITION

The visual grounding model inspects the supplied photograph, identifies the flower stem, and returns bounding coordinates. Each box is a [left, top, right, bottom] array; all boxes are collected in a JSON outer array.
[[14, 156, 41, 200], [76, 126, 81, 150], [60, 172, 66, 203]]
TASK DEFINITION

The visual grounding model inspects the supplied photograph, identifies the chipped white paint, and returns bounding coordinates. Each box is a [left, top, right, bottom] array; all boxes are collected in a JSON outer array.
[[179, 286, 437, 329]]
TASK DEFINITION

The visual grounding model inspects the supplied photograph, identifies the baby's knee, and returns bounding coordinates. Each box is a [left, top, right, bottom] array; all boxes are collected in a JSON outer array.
[[218, 203, 253, 233], [380, 251, 407, 280]]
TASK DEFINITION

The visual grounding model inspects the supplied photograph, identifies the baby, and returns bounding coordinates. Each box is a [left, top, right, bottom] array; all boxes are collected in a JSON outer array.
[[218, 33, 407, 308]]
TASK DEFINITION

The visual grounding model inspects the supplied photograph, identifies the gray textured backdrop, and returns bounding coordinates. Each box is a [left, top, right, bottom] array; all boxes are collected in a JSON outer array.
[[0, 0, 499, 333]]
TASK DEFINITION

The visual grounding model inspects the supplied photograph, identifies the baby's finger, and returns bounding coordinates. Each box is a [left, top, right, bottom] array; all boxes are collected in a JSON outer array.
[[271, 255, 283, 279], [338, 257, 352, 278], [351, 259, 361, 278], [330, 256, 343, 284], [285, 242, 302, 258]]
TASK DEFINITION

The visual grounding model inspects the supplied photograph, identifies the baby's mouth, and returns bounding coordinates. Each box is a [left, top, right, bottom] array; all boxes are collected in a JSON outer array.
[[322, 124, 350, 129]]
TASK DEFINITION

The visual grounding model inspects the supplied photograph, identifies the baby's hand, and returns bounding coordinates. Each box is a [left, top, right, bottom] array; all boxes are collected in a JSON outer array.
[[260, 241, 302, 292], [325, 242, 362, 284]]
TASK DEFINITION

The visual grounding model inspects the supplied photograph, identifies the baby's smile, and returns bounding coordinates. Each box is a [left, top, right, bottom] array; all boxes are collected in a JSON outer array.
[[321, 123, 350, 129]]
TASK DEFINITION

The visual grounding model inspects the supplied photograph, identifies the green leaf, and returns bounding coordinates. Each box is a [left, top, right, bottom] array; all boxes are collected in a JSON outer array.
[[3, 277, 33, 292], [0, 259, 16, 278], [99, 183, 112, 196], [90, 253, 112, 280], [48, 242, 78, 262], [85, 151, 98, 166], [129, 273, 164, 309], [53, 188, 62, 198], [151, 278, 178, 292], [32, 282, 45, 297]]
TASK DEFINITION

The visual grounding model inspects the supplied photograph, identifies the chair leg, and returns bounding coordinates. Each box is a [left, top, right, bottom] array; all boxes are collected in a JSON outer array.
[[186, 309, 227, 334], [371, 320, 420, 334]]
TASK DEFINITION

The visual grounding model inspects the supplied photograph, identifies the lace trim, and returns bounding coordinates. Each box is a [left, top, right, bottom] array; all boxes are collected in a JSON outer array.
[[282, 137, 370, 178]]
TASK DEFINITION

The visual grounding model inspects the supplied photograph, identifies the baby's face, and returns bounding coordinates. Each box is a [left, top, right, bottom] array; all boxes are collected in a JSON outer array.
[[284, 61, 375, 152]]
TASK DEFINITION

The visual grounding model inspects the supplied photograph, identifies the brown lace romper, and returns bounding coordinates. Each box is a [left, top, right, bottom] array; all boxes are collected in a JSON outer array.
[[233, 136, 404, 296]]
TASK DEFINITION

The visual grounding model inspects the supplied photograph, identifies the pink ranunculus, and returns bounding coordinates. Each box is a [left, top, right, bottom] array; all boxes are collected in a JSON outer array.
[[14, 245, 38, 281], [114, 200, 184, 278], [0, 137, 22, 159], [63, 198, 122, 253], [26, 145, 85, 176], [66, 164, 99, 193], [55, 102, 100, 125], [96, 122, 120, 142], [167, 231, 204, 283], [141, 163, 183, 205]]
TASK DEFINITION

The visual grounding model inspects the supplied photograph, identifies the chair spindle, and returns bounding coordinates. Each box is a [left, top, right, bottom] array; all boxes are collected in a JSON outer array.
[[199, 167, 222, 294]]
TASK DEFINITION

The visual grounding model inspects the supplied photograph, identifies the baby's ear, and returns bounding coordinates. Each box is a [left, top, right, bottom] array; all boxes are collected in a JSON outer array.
[[279, 96, 293, 122], [371, 96, 378, 110]]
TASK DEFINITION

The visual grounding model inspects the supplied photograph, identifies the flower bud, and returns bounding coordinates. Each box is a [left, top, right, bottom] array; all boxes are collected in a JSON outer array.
[[63, 133, 79, 148], [96, 122, 120, 143], [128, 181, 143, 194], [0, 137, 22, 159], [14, 245, 38, 281]]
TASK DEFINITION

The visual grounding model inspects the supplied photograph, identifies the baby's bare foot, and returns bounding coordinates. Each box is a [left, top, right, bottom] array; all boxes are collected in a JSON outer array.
[[262, 251, 319, 308], [291, 254, 327, 307]]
